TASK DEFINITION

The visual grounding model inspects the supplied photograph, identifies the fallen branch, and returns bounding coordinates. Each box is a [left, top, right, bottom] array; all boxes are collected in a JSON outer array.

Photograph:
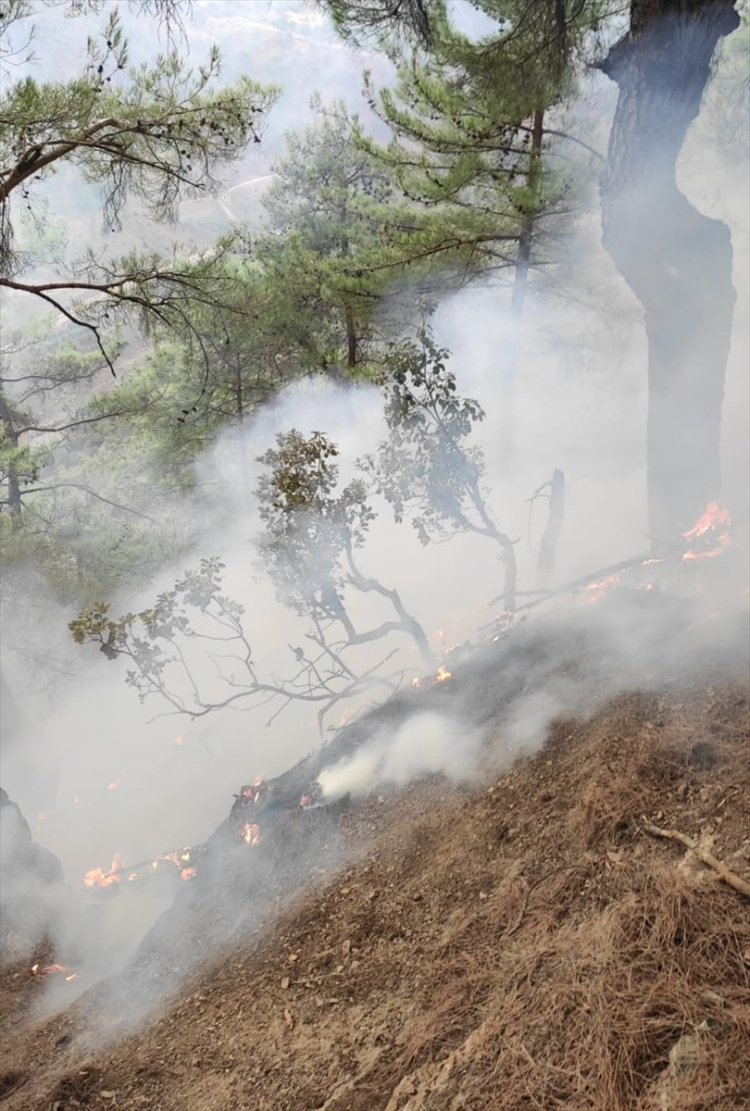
[[641, 816, 750, 898]]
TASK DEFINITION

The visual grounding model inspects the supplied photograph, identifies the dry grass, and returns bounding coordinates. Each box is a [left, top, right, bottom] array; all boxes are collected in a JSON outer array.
[[0, 683, 748, 1111]]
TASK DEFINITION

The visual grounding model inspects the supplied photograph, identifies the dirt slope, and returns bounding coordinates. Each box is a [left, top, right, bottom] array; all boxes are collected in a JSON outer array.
[[1, 674, 749, 1111]]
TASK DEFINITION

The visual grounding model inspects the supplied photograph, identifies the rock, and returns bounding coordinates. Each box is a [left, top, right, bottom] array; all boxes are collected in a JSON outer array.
[[281, 977, 290, 990], [341, 939, 351, 957]]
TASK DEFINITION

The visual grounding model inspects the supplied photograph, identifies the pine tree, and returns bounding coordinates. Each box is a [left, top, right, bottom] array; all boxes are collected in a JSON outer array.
[[0, 0, 278, 368]]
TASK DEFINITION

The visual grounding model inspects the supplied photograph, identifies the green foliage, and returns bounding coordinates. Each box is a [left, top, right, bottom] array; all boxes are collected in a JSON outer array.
[[257, 96, 410, 369], [362, 327, 486, 545], [330, 1, 611, 292], [256, 429, 375, 621], [0, 1, 279, 351], [362, 325, 517, 609], [68, 557, 243, 707]]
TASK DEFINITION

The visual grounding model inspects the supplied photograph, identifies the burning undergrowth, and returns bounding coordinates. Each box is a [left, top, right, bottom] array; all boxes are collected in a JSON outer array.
[[1, 499, 747, 1047], [1, 680, 748, 1111], [54, 565, 750, 1037]]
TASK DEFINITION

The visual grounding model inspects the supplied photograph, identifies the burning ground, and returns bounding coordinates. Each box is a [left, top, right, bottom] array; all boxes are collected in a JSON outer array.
[[1, 559, 749, 1110]]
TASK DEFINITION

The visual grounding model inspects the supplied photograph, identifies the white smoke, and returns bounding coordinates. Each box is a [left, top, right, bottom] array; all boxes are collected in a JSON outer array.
[[318, 711, 483, 799]]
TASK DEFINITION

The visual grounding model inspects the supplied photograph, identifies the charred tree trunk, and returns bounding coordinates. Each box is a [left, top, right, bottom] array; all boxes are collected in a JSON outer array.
[[537, 468, 565, 588], [599, 0, 739, 553]]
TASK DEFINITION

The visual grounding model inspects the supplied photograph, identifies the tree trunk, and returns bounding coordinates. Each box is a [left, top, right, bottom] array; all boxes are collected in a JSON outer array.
[[6, 458, 22, 518], [504, 108, 545, 390], [599, 0, 739, 553], [344, 302, 357, 369]]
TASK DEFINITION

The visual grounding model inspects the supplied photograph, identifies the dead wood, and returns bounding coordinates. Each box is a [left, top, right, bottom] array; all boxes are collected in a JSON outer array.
[[641, 816, 750, 898], [536, 468, 565, 588]]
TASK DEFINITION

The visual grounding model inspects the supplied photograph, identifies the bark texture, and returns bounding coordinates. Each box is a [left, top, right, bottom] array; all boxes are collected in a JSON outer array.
[[600, 0, 739, 552]]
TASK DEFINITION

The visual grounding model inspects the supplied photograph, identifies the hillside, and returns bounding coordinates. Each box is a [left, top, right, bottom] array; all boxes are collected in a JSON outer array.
[[1, 599, 749, 1111]]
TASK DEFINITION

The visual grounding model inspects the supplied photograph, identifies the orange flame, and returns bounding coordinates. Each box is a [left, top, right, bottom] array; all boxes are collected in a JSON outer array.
[[682, 501, 732, 561], [411, 677, 421, 690], [180, 867, 197, 881], [584, 574, 620, 603], [435, 665, 452, 683], [240, 822, 260, 846], [31, 963, 78, 981], [83, 853, 125, 888], [106, 781, 120, 791]]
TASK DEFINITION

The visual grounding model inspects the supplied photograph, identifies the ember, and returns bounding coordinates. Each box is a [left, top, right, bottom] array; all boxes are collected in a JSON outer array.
[[584, 574, 620, 602], [30, 963, 78, 982]]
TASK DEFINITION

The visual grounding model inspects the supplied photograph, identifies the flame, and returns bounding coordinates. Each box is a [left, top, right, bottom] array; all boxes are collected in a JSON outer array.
[[106, 781, 120, 791], [180, 867, 197, 881], [411, 677, 421, 690], [175, 735, 184, 745], [435, 665, 452, 683], [30, 963, 78, 980], [83, 853, 125, 888], [683, 501, 731, 541], [299, 795, 311, 808], [240, 822, 260, 846], [682, 501, 732, 561], [238, 777, 264, 805], [584, 574, 620, 603], [73, 795, 80, 805]]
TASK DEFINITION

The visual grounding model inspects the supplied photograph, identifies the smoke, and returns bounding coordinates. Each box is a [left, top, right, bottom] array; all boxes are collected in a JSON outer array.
[[318, 711, 483, 799], [0, 1, 748, 1042]]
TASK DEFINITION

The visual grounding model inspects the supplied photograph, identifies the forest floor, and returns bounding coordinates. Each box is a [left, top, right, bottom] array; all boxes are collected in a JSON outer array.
[[1, 614, 749, 1111]]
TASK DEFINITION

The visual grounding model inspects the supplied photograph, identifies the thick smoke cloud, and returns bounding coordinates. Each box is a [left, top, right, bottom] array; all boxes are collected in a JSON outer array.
[[0, 5, 747, 1031]]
